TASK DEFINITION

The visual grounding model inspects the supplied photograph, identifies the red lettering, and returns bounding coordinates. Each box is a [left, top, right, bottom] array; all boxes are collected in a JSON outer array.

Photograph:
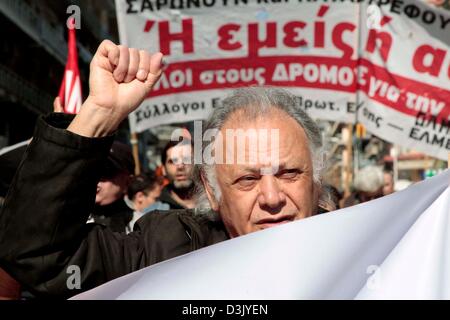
[[365, 29, 393, 62], [332, 22, 356, 59], [283, 21, 307, 48], [143, 20, 155, 33], [314, 5, 329, 48], [218, 24, 242, 51], [314, 21, 325, 48], [159, 19, 194, 55], [413, 45, 446, 77], [248, 22, 277, 57]]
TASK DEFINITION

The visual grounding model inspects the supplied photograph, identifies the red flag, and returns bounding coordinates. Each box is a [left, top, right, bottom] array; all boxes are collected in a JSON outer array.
[[58, 19, 82, 114]]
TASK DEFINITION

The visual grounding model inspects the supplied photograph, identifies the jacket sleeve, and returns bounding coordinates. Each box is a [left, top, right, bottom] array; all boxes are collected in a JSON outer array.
[[0, 113, 144, 298]]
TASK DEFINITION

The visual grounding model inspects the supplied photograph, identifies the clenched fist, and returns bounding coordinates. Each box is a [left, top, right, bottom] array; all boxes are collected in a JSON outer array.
[[68, 40, 163, 137]]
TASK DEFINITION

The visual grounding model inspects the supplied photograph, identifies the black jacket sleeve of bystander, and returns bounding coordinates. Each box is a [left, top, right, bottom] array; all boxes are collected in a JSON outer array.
[[0, 113, 145, 298]]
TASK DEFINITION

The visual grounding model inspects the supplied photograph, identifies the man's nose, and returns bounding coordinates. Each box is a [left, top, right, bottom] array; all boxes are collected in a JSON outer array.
[[175, 162, 185, 170], [257, 175, 286, 209]]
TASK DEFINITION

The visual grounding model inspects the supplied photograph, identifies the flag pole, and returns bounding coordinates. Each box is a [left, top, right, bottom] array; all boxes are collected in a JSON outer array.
[[130, 132, 141, 175], [58, 18, 82, 114], [342, 124, 354, 198]]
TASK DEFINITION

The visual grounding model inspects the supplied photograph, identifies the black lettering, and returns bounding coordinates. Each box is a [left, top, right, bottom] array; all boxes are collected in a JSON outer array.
[[404, 4, 420, 19], [347, 102, 356, 113], [440, 118, 450, 134], [409, 127, 420, 140], [415, 111, 427, 126], [172, 104, 180, 113], [431, 134, 445, 147], [375, 117, 382, 128], [440, 15, 450, 29], [182, 103, 190, 114], [144, 107, 152, 118], [420, 130, 430, 143], [126, 0, 138, 13], [315, 101, 326, 109], [212, 97, 221, 108], [187, 0, 201, 8], [390, 0, 403, 14], [304, 100, 313, 110], [135, 109, 143, 123], [154, 105, 161, 116], [140, 0, 154, 11], [422, 10, 436, 24], [163, 104, 170, 114]]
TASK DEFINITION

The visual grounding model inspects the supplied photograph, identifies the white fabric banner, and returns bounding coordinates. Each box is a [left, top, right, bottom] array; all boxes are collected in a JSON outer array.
[[356, 1, 450, 162], [115, 0, 358, 132], [72, 169, 450, 300], [115, 0, 450, 161]]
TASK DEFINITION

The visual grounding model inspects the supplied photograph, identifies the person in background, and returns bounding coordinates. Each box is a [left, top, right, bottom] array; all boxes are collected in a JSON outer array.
[[343, 166, 384, 207], [158, 139, 196, 209], [89, 141, 135, 233], [318, 184, 342, 213], [126, 172, 170, 233], [383, 170, 395, 196]]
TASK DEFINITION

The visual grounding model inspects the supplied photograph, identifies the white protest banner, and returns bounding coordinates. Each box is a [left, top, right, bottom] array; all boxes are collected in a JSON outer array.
[[115, 0, 359, 131], [72, 169, 450, 300], [356, 0, 450, 161], [115, 0, 450, 161]]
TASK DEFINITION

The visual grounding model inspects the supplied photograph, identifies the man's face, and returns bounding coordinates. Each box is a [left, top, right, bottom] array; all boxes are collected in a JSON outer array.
[[383, 172, 394, 195], [164, 144, 193, 189], [96, 172, 129, 206], [207, 109, 319, 238]]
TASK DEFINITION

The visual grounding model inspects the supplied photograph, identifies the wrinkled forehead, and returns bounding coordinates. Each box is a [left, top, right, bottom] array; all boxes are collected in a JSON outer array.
[[220, 108, 309, 147], [214, 109, 312, 173]]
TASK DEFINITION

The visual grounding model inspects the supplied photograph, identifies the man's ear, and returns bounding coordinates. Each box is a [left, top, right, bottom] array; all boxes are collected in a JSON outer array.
[[200, 172, 219, 212], [161, 165, 166, 177], [135, 191, 146, 203]]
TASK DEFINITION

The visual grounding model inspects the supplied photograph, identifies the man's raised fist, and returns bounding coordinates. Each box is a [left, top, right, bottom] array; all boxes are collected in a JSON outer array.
[[68, 41, 163, 137], [88, 40, 163, 116]]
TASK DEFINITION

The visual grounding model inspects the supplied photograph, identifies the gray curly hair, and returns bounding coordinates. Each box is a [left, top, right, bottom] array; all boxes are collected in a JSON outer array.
[[192, 86, 325, 210]]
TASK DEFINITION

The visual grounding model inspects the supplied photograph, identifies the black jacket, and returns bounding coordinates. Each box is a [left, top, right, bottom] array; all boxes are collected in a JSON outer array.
[[0, 114, 229, 299], [158, 184, 189, 210], [91, 200, 133, 233]]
